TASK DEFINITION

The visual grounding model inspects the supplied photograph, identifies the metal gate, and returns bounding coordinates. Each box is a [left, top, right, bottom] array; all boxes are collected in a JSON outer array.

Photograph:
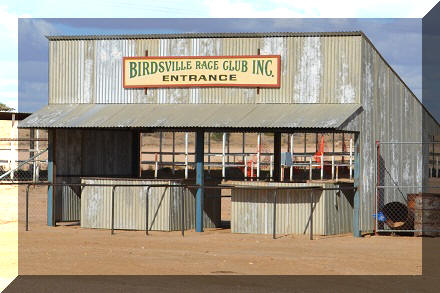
[[375, 141, 440, 235]]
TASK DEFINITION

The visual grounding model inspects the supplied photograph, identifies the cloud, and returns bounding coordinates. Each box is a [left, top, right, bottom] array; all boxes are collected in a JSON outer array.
[[203, 0, 437, 18]]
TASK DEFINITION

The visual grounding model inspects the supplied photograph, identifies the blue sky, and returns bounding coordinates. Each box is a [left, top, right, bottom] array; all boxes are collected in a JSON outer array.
[[1, 1, 438, 112]]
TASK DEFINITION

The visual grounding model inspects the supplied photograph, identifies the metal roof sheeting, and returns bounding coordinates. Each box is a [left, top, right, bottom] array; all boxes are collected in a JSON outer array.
[[46, 31, 363, 41], [19, 103, 361, 129]]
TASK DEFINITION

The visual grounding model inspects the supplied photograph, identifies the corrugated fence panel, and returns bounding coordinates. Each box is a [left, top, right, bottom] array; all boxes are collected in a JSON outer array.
[[228, 181, 353, 235], [80, 178, 220, 231]]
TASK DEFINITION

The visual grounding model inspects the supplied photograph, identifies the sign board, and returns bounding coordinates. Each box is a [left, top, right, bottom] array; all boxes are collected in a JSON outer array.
[[123, 55, 281, 88]]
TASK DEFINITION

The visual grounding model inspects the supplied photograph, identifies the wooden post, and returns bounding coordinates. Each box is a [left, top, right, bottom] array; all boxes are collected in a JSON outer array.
[[154, 153, 158, 179], [35, 129, 40, 182], [309, 156, 312, 181], [222, 132, 226, 179], [185, 132, 188, 179], [336, 165, 339, 181], [331, 155, 335, 180], [270, 155, 273, 180], [304, 133, 307, 162], [320, 154, 324, 180], [290, 134, 294, 181], [350, 138, 353, 180], [242, 133, 245, 165], [47, 129, 56, 226], [273, 132, 281, 182], [207, 132, 211, 173], [244, 156, 248, 179], [257, 133, 261, 180], [159, 131, 163, 164], [172, 132, 175, 175]]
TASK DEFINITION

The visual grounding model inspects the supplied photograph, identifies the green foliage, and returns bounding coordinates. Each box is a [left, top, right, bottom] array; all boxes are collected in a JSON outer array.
[[0, 103, 14, 111]]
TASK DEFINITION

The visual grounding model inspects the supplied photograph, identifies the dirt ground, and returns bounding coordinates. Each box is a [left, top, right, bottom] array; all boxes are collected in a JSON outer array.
[[14, 185, 422, 276]]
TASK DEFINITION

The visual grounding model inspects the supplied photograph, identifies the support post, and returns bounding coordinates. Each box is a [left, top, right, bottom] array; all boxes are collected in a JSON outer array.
[[320, 154, 324, 180], [273, 189, 277, 239], [353, 133, 361, 237], [242, 133, 245, 164], [181, 186, 185, 237], [270, 155, 273, 180], [132, 130, 140, 178], [310, 192, 314, 240], [349, 138, 353, 180], [159, 131, 163, 164], [290, 134, 294, 181], [185, 132, 188, 179], [172, 132, 175, 175], [111, 186, 116, 235], [47, 129, 56, 226], [207, 132, 211, 173], [145, 186, 150, 236], [309, 156, 312, 181], [26, 184, 30, 231], [257, 133, 261, 180], [222, 132, 226, 179], [273, 132, 281, 181], [244, 156, 248, 179], [195, 130, 205, 232], [331, 156, 335, 180]]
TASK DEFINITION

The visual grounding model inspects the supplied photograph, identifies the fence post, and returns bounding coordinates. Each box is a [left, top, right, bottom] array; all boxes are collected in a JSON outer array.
[[146, 186, 150, 236], [331, 156, 335, 180], [26, 184, 30, 231], [181, 186, 185, 237], [310, 192, 313, 240], [244, 156, 248, 179], [222, 132, 226, 179], [257, 133, 261, 180], [273, 189, 277, 239], [185, 132, 188, 179], [111, 186, 116, 235]]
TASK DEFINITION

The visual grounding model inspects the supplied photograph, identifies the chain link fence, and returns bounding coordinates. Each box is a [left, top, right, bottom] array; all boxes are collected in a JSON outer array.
[[375, 142, 440, 235], [0, 137, 48, 182]]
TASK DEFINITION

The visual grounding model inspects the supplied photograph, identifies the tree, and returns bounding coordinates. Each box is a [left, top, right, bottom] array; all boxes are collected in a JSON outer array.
[[0, 103, 14, 111]]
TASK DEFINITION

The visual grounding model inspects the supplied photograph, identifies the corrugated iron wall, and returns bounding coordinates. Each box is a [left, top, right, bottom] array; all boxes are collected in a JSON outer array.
[[48, 36, 361, 104], [228, 181, 353, 235], [356, 38, 440, 232], [80, 178, 220, 231]]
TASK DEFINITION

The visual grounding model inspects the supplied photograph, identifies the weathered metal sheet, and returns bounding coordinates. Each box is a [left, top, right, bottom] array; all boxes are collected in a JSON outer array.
[[80, 178, 219, 231], [47, 35, 362, 104], [19, 103, 361, 129], [227, 181, 353, 235], [357, 37, 440, 232]]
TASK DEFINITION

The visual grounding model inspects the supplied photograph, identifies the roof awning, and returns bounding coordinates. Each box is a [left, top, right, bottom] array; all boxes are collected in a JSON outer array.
[[19, 104, 361, 130]]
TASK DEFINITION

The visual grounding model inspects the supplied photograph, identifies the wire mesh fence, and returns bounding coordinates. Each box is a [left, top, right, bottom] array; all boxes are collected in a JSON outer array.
[[375, 141, 440, 235], [0, 137, 48, 182]]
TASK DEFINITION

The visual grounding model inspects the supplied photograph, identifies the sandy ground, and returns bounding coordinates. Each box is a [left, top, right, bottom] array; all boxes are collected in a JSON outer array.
[[0, 185, 18, 292], [15, 186, 422, 276]]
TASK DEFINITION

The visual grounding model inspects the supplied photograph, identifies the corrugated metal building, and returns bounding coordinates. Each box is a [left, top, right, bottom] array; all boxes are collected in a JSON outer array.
[[19, 31, 440, 235]]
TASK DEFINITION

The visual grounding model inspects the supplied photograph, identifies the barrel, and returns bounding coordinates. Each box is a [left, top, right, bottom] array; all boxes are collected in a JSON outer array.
[[408, 193, 440, 237]]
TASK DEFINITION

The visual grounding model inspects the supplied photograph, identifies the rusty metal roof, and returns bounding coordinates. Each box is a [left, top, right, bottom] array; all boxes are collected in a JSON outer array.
[[19, 104, 361, 130]]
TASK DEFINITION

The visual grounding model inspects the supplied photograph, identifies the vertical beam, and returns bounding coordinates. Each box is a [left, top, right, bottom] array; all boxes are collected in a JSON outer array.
[[132, 130, 140, 178], [257, 133, 261, 180], [242, 133, 245, 164], [159, 131, 163, 164], [184, 132, 188, 179], [273, 132, 281, 181], [207, 132, 211, 173], [172, 132, 175, 175], [290, 134, 294, 181], [195, 130, 205, 233], [30, 129, 35, 182], [353, 133, 361, 237], [222, 133, 226, 178], [304, 133, 307, 162], [47, 129, 56, 226]]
